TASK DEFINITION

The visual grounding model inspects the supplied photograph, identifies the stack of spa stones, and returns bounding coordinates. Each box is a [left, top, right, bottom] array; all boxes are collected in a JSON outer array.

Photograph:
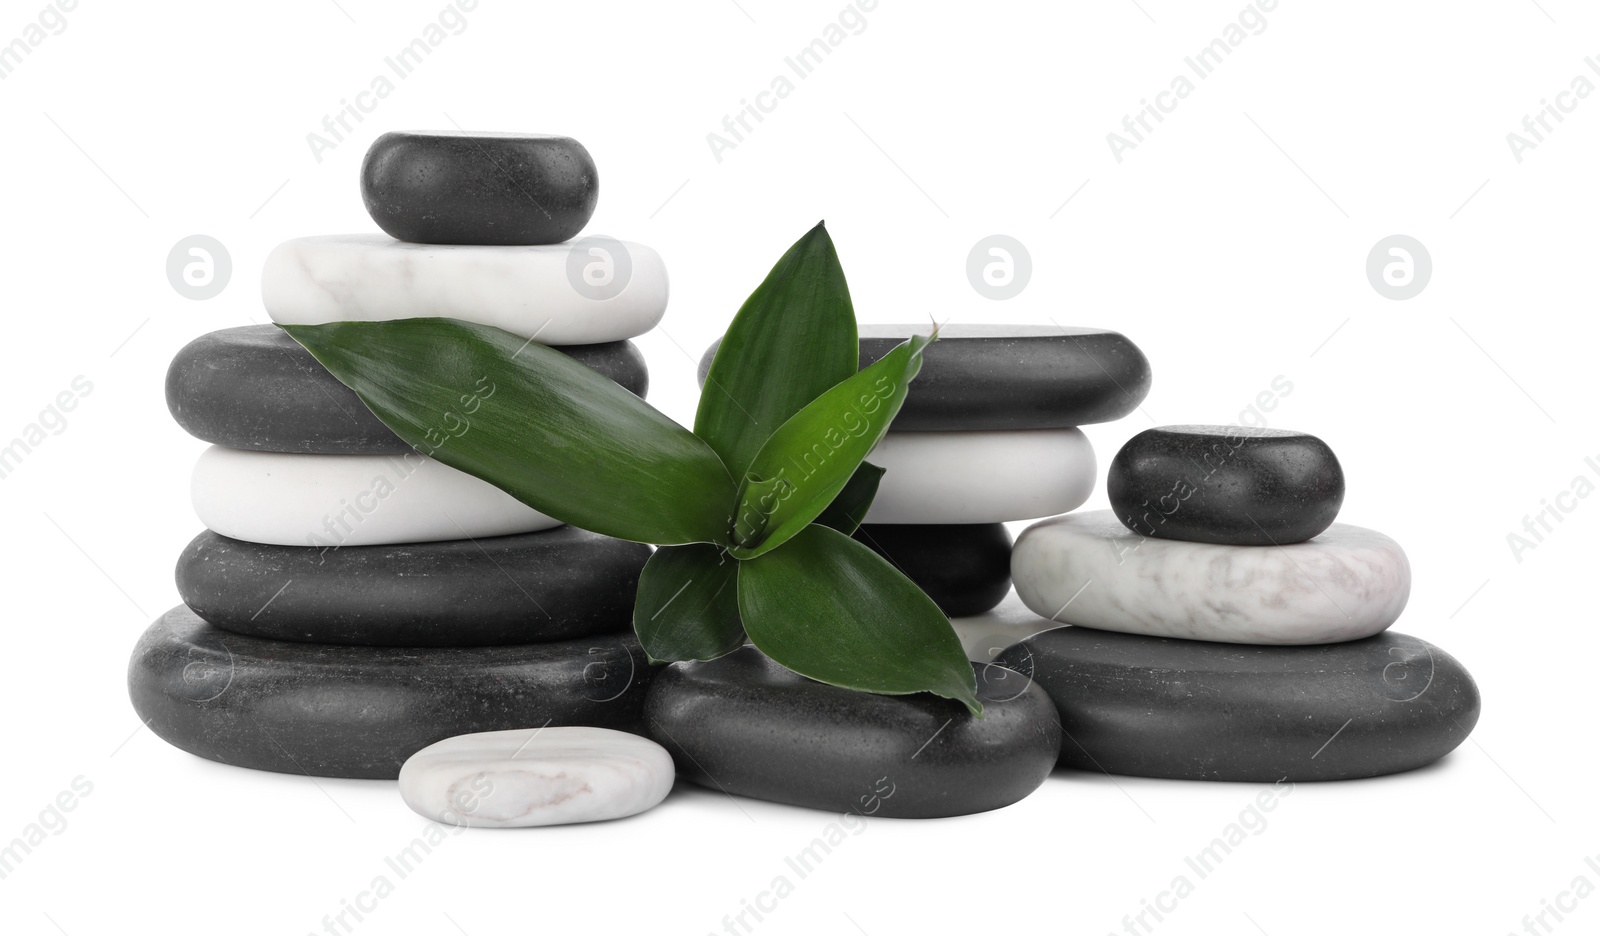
[[988, 425, 1482, 782], [697, 324, 1151, 617], [129, 132, 668, 780]]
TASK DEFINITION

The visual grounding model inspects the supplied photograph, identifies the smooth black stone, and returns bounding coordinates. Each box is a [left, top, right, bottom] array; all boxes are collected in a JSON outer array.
[[1107, 425, 1344, 545], [176, 528, 650, 647], [853, 524, 1011, 617], [128, 605, 654, 779], [166, 325, 648, 454], [361, 131, 597, 245], [697, 324, 1151, 430], [645, 648, 1060, 818], [993, 627, 1479, 781]]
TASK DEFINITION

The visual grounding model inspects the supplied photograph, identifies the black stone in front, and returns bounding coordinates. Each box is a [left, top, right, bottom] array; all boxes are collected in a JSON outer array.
[[1107, 425, 1345, 545], [166, 325, 648, 454], [361, 131, 598, 245], [993, 627, 1479, 781], [645, 648, 1060, 818], [128, 605, 654, 779], [176, 528, 649, 647]]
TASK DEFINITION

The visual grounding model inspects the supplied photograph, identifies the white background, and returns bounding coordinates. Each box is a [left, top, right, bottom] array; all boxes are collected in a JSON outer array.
[[0, 1, 1594, 934]]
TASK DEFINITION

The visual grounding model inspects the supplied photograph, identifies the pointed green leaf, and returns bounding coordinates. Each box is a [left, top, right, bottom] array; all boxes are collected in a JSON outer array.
[[282, 318, 736, 546], [728, 333, 933, 559], [813, 462, 885, 535], [737, 524, 980, 714], [634, 544, 745, 663], [694, 222, 858, 479]]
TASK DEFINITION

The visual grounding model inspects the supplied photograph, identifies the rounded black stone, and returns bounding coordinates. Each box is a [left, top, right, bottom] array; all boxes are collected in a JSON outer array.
[[176, 528, 650, 647], [853, 523, 1011, 617], [1107, 425, 1344, 545], [645, 647, 1060, 818], [993, 627, 1479, 781], [128, 605, 655, 779], [166, 325, 648, 454], [697, 324, 1151, 430], [360, 131, 597, 245]]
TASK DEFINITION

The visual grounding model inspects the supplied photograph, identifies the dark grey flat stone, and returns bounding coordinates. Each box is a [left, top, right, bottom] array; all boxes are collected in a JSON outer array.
[[1108, 425, 1344, 545], [697, 324, 1150, 430], [166, 325, 647, 454], [993, 627, 1479, 781], [128, 605, 654, 779], [361, 131, 597, 245], [853, 523, 1011, 617], [176, 528, 650, 647], [645, 647, 1060, 818]]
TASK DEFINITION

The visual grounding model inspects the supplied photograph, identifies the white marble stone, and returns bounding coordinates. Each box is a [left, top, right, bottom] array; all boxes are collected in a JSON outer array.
[[262, 234, 668, 344], [1011, 510, 1410, 645], [190, 446, 560, 547], [948, 592, 1065, 662], [399, 727, 674, 828], [862, 428, 1096, 524]]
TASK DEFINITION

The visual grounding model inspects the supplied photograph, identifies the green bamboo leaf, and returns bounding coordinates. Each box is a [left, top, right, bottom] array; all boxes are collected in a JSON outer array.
[[728, 334, 933, 559], [282, 318, 736, 546], [737, 524, 981, 714], [694, 222, 858, 479], [813, 462, 885, 535], [634, 544, 745, 663]]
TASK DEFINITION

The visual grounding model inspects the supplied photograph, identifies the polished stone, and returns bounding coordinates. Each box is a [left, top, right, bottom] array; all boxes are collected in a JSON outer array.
[[993, 626, 1480, 781], [262, 234, 667, 344], [645, 647, 1060, 818], [176, 528, 649, 646], [853, 523, 1011, 617], [128, 605, 654, 779], [190, 446, 561, 547], [698, 324, 1150, 430], [399, 727, 674, 827], [166, 325, 648, 455], [361, 131, 597, 245], [1108, 425, 1344, 545], [862, 429, 1095, 524], [1011, 510, 1410, 644]]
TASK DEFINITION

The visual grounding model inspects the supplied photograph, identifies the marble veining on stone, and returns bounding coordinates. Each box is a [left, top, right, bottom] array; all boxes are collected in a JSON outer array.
[[399, 727, 674, 827], [261, 234, 667, 344], [1011, 510, 1409, 644]]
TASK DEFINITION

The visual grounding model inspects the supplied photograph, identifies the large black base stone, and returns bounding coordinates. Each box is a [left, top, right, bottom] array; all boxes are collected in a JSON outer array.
[[361, 131, 598, 245], [698, 324, 1151, 430], [129, 605, 654, 779], [176, 528, 650, 647], [1107, 425, 1344, 545], [853, 523, 1011, 617], [166, 325, 648, 454], [993, 627, 1479, 781], [645, 648, 1060, 818]]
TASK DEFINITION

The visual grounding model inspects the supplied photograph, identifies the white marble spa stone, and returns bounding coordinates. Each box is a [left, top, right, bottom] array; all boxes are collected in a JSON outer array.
[[1011, 510, 1411, 644], [190, 446, 560, 547], [862, 428, 1096, 524], [261, 234, 668, 344], [398, 727, 674, 828]]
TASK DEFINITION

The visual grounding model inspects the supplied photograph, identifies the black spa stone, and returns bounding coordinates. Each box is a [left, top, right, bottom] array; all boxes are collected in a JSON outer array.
[[992, 627, 1479, 782], [166, 325, 648, 454], [360, 131, 598, 245], [645, 648, 1060, 818], [697, 324, 1151, 430], [853, 523, 1011, 617], [1107, 425, 1344, 545], [175, 528, 650, 647], [128, 605, 654, 780]]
